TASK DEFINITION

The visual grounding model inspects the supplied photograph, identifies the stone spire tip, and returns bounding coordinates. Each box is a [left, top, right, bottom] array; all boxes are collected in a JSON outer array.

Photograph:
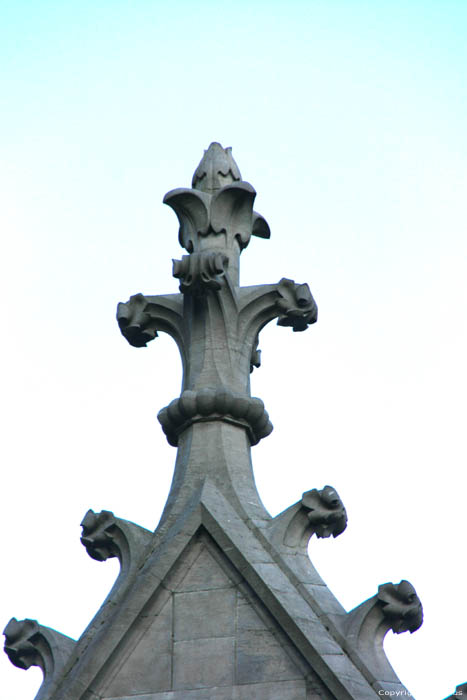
[[192, 142, 242, 193]]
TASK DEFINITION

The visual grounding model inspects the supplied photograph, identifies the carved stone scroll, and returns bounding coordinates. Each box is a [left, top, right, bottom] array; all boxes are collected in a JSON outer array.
[[172, 251, 229, 294], [3, 618, 75, 700]]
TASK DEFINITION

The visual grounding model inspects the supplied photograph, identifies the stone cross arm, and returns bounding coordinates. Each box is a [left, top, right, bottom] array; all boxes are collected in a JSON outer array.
[[116, 143, 317, 449]]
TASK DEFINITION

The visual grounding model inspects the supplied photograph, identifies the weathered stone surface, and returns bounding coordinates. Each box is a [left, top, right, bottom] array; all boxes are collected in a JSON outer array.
[[95, 531, 329, 698], [104, 679, 309, 700], [174, 588, 236, 640], [100, 597, 172, 697], [173, 638, 235, 689]]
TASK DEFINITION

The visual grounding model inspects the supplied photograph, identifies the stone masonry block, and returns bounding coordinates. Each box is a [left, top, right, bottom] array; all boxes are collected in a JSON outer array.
[[174, 588, 236, 641], [236, 630, 303, 685], [173, 637, 235, 689]]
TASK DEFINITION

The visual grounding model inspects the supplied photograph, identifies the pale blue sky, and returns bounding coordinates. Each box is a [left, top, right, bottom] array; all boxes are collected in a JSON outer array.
[[2, 2, 466, 699]]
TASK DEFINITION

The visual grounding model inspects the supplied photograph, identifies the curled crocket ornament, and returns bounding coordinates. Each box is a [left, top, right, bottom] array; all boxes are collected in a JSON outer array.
[[377, 580, 423, 634], [301, 485, 347, 538], [80, 509, 119, 562], [276, 278, 318, 331], [3, 617, 75, 699], [117, 293, 159, 348]]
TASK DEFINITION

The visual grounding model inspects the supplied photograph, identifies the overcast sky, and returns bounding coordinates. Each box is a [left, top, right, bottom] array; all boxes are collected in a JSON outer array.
[[1, 2, 466, 699]]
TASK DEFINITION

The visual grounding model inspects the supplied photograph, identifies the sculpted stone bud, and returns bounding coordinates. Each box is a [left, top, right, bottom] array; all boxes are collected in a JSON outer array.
[[192, 142, 242, 193]]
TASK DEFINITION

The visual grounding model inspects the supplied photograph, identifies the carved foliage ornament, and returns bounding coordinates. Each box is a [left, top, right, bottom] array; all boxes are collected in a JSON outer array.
[[3, 617, 75, 698], [116, 143, 318, 452], [4, 618, 43, 671], [377, 580, 423, 634], [301, 485, 347, 538], [80, 509, 120, 562], [164, 143, 270, 255], [117, 293, 159, 348], [276, 278, 318, 332]]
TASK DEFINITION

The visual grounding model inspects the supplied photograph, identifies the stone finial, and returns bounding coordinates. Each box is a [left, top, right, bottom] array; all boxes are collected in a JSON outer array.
[[377, 580, 423, 634], [192, 142, 242, 193], [116, 142, 318, 528], [164, 142, 270, 265], [3, 618, 75, 699]]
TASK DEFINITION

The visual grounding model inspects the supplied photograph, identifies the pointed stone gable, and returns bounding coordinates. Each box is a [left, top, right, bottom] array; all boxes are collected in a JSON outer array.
[[4, 144, 427, 699], [95, 531, 331, 699]]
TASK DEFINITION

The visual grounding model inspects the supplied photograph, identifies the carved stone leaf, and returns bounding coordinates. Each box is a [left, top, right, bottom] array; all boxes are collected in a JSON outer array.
[[163, 188, 211, 252], [210, 182, 257, 250]]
